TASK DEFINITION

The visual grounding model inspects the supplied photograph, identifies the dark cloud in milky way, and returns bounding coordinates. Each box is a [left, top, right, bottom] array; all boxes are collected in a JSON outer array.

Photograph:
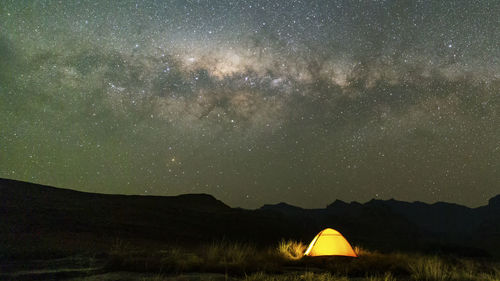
[[1, 0, 499, 208]]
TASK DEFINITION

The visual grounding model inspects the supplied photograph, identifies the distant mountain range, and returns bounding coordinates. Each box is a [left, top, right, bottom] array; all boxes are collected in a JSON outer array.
[[1, 178, 499, 259]]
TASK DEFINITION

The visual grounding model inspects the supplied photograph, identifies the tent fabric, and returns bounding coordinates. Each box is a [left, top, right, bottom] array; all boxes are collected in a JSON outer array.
[[304, 228, 357, 257]]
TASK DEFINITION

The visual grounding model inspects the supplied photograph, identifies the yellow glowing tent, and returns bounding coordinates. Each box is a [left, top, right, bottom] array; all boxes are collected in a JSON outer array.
[[304, 228, 357, 257]]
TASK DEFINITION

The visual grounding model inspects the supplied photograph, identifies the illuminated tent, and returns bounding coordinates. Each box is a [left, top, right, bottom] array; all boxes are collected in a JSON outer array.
[[304, 228, 357, 257]]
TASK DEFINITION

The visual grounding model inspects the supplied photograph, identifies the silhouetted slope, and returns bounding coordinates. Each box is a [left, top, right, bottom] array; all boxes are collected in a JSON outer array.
[[1, 178, 499, 259], [474, 195, 500, 254], [0, 178, 232, 243], [488, 195, 500, 209], [0, 178, 296, 249]]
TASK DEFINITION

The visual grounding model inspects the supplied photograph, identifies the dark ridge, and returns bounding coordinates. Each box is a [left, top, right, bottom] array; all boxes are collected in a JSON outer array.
[[489, 194, 500, 208], [0, 178, 230, 212], [260, 202, 304, 211], [1, 178, 499, 260], [326, 199, 349, 209]]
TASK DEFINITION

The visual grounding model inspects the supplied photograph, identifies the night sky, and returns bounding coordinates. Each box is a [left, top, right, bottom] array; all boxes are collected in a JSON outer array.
[[1, 0, 499, 208]]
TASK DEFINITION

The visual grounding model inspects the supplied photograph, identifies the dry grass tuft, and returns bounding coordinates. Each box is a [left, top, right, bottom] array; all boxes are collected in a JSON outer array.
[[354, 246, 372, 257], [409, 255, 451, 281], [277, 240, 307, 260], [367, 272, 397, 281]]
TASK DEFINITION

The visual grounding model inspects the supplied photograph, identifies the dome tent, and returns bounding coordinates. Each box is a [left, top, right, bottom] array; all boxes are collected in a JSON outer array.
[[304, 228, 357, 257]]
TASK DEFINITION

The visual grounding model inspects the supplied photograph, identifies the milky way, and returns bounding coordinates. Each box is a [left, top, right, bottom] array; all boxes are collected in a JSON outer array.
[[1, 0, 499, 208]]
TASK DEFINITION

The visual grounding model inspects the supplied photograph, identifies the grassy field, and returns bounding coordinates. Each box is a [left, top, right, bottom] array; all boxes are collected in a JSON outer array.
[[2, 236, 499, 280], [2, 235, 499, 280], [104, 240, 500, 281]]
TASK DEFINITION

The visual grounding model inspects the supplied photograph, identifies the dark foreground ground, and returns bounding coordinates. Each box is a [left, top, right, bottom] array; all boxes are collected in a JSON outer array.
[[1, 243, 499, 281], [1, 178, 499, 280]]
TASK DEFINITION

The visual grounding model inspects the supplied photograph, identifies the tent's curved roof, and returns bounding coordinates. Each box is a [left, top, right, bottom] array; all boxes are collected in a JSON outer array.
[[304, 228, 357, 257]]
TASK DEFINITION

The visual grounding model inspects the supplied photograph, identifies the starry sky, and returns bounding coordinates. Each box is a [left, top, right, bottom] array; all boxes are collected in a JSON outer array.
[[1, 0, 499, 208]]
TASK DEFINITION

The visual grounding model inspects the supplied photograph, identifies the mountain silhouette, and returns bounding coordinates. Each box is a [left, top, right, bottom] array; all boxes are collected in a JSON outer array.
[[1, 178, 498, 260]]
